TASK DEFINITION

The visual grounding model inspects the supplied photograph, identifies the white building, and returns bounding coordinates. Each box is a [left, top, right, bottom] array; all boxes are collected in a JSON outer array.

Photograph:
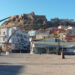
[[0, 27, 30, 53]]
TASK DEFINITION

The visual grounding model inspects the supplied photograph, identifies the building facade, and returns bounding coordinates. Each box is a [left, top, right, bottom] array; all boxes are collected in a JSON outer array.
[[0, 27, 30, 53]]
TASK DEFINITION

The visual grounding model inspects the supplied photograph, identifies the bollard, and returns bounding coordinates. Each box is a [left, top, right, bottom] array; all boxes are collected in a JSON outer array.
[[61, 50, 65, 59]]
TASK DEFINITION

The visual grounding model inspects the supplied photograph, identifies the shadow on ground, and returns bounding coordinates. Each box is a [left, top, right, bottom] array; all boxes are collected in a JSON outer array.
[[0, 65, 23, 75]]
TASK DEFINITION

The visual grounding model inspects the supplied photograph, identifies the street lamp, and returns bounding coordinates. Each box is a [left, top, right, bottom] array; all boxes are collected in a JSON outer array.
[[6, 44, 9, 55], [57, 37, 60, 55], [54, 34, 60, 55], [29, 37, 35, 54], [61, 35, 65, 59]]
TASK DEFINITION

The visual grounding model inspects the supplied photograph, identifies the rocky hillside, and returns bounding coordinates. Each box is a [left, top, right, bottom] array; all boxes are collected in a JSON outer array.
[[2, 12, 75, 30], [2, 12, 47, 30]]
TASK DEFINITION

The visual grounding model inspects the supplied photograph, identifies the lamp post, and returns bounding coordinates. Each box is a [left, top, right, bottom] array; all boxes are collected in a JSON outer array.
[[58, 37, 60, 55], [55, 34, 60, 55], [58, 26, 65, 59], [6, 43, 9, 55], [61, 35, 65, 59], [29, 37, 35, 54]]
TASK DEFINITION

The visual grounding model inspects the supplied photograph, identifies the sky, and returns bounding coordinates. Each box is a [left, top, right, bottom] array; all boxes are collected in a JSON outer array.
[[0, 0, 75, 24]]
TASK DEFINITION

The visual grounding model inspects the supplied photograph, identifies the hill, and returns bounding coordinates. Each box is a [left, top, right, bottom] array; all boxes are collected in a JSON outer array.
[[2, 12, 47, 30], [1, 12, 75, 30]]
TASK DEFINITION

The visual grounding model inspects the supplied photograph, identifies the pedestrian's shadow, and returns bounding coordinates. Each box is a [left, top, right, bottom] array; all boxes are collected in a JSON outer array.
[[0, 64, 24, 75]]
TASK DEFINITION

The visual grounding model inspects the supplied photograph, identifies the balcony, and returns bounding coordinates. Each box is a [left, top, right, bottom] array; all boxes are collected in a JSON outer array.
[[0, 34, 6, 37]]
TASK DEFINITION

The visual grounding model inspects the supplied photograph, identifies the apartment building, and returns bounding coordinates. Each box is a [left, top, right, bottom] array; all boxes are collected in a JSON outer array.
[[0, 27, 30, 53]]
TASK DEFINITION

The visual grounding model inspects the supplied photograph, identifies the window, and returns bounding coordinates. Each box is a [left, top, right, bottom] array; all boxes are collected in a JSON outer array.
[[3, 32, 5, 35], [3, 37, 5, 41], [2, 45, 6, 48]]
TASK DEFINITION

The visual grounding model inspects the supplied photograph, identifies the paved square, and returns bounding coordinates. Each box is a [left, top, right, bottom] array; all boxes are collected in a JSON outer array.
[[0, 54, 75, 75]]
